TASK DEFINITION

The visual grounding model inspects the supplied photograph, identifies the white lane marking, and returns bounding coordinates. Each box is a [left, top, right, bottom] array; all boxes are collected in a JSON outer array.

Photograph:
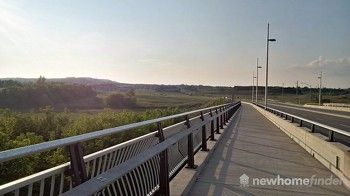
[[270, 103, 350, 119]]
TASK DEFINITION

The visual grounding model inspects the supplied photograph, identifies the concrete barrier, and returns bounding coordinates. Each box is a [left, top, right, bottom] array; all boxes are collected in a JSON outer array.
[[304, 104, 350, 112], [247, 102, 350, 189]]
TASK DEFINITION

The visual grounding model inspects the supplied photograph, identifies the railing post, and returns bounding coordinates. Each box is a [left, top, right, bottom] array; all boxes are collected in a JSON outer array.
[[216, 108, 220, 134], [291, 117, 294, 123], [228, 107, 231, 119], [224, 106, 227, 123], [299, 120, 303, 127], [311, 124, 315, 133], [223, 107, 226, 125], [220, 107, 224, 129], [209, 109, 216, 141], [226, 106, 231, 122], [200, 111, 209, 151], [185, 115, 197, 169], [156, 122, 170, 196], [328, 130, 334, 142], [68, 143, 87, 187]]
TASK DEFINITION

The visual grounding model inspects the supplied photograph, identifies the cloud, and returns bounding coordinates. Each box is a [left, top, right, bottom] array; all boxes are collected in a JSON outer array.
[[289, 56, 350, 77], [306, 56, 350, 69]]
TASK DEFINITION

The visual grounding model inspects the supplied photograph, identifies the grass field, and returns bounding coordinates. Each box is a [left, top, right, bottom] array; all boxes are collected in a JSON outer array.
[[136, 92, 221, 108]]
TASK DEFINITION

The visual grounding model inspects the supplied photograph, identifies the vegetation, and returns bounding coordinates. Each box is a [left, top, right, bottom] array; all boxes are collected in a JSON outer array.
[[0, 107, 186, 183], [0, 78, 103, 110], [0, 76, 347, 184], [0, 78, 228, 184], [105, 92, 137, 109]]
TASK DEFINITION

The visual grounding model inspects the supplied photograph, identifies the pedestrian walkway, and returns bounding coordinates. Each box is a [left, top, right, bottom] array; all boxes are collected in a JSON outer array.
[[188, 103, 349, 195]]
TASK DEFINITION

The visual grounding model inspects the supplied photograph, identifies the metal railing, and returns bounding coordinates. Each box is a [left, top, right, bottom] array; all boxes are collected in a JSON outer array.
[[0, 101, 241, 196], [256, 103, 350, 144]]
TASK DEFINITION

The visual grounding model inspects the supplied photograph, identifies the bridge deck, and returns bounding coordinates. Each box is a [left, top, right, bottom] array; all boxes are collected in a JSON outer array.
[[188, 103, 349, 195]]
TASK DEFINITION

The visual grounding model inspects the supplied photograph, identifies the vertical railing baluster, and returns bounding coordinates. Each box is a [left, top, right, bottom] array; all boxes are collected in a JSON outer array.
[[49, 175, 55, 196], [200, 111, 208, 151]]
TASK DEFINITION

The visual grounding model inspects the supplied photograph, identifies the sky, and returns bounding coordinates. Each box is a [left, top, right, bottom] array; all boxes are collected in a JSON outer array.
[[0, 0, 349, 88]]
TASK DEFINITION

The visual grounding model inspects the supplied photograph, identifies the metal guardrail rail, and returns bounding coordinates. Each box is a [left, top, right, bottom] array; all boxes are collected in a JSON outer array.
[[256, 103, 350, 143], [0, 101, 241, 196]]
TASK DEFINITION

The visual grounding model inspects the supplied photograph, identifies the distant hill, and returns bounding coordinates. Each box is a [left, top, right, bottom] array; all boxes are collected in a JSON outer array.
[[0, 77, 117, 85], [1, 77, 349, 96]]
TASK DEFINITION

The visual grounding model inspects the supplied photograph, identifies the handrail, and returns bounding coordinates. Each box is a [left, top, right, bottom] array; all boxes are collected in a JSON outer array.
[[62, 116, 206, 195], [0, 102, 232, 163], [256, 103, 350, 141], [0, 101, 242, 196], [62, 102, 242, 196]]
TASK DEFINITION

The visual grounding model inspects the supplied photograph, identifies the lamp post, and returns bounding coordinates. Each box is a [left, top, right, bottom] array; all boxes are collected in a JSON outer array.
[[264, 23, 276, 108], [252, 72, 256, 102], [296, 81, 299, 104], [281, 83, 284, 101], [318, 72, 322, 106], [256, 58, 262, 103]]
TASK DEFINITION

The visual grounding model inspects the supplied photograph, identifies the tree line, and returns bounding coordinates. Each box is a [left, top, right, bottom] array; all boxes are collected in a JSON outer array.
[[0, 78, 138, 110]]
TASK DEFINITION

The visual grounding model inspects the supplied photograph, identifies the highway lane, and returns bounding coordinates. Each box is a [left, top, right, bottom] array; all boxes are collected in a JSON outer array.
[[270, 102, 350, 117], [267, 103, 350, 132]]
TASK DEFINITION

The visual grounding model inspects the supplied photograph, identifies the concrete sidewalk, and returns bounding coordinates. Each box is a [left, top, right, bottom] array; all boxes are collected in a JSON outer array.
[[187, 103, 349, 195]]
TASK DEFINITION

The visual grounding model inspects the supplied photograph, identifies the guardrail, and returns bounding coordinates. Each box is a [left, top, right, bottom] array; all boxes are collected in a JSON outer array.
[[324, 103, 350, 108], [255, 103, 350, 145], [0, 101, 241, 196]]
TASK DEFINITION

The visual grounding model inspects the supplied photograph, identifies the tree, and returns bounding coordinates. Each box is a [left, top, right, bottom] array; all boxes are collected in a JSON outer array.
[[36, 76, 46, 86]]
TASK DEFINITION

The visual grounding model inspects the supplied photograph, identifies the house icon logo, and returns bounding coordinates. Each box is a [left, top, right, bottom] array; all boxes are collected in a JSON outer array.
[[240, 174, 249, 187]]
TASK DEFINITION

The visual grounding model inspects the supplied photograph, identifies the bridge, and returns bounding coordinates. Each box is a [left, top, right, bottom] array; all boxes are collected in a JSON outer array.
[[0, 101, 349, 195]]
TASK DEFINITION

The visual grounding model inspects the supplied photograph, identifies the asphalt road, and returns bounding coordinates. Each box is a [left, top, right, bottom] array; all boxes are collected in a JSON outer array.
[[271, 102, 350, 116], [267, 103, 350, 132]]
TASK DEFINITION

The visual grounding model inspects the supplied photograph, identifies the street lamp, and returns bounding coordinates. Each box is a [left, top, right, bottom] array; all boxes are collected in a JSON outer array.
[[318, 72, 322, 106], [265, 23, 276, 108], [256, 58, 262, 103], [252, 72, 256, 102], [281, 83, 284, 101]]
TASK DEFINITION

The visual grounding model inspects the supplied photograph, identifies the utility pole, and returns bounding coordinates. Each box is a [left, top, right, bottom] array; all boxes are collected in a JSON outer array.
[[264, 23, 276, 108], [252, 72, 256, 102], [282, 83, 284, 101], [318, 72, 322, 105], [256, 58, 262, 103], [296, 81, 299, 104]]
